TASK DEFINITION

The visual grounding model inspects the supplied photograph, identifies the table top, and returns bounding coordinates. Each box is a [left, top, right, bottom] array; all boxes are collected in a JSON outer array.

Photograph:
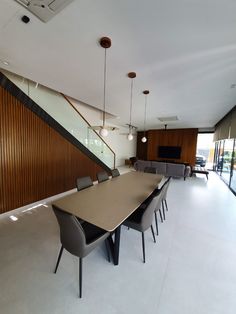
[[52, 171, 163, 232]]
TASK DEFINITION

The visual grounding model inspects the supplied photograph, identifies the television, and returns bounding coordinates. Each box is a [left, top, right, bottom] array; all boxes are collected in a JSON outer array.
[[158, 146, 181, 159]]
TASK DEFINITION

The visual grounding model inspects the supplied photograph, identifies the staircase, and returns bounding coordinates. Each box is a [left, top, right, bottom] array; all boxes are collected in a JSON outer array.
[[1, 69, 115, 170]]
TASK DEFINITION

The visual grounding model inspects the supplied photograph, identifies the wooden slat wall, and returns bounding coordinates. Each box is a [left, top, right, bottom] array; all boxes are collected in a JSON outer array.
[[136, 131, 148, 160], [137, 128, 198, 166], [0, 86, 104, 214]]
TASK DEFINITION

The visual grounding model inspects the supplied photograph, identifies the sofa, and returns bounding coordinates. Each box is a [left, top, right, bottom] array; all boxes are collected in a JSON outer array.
[[134, 160, 191, 180]]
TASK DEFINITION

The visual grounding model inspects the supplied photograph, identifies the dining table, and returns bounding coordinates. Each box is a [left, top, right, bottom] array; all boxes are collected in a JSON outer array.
[[52, 171, 163, 265]]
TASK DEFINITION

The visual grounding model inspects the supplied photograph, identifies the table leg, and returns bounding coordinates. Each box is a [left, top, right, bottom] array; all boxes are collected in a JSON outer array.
[[108, 225, 121, 266]]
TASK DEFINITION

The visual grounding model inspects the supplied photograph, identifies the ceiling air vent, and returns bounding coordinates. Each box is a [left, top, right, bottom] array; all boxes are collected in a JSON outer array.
[[157, 116, 179, 122], [15, 0, 74, 22]]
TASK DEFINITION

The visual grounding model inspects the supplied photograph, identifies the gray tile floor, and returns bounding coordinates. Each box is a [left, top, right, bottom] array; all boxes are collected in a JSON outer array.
[[0, 171, 236, 314]]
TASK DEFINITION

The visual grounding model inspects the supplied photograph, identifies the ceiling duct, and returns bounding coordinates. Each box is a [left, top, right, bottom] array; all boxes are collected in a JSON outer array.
[[157, 116, 179, 122], [15, 0, 74, 22]]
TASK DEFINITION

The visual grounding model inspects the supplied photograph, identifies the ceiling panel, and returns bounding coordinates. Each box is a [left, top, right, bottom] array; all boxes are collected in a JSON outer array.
[[0, 0, 236, 130]]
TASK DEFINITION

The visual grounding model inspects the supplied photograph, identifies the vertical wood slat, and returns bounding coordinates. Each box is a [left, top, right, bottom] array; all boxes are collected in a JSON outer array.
[[0, 86, 103, 214], [136, 129, 198, 166]]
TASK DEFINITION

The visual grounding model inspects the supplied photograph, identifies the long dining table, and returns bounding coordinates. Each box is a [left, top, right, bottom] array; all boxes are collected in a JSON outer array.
[[52, 171, 163, 265]]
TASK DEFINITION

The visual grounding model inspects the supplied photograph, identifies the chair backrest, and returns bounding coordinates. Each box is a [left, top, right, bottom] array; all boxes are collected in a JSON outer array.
[[152, 182, 166, 211], [144, 167, 157, 174], [76, 176, 93, 191], [52, 205, 86, 257], [141, 190, 162, 231], [111, 168, 120, 178], [97, 171, 109, 183], [161, 177, 171, 200]]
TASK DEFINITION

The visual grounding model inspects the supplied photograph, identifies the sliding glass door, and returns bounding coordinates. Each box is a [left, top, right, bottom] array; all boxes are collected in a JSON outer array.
[[214, 139, 236, 194], [221, 139, 234, 184], [215, 141, 224, 174], [230, 141, 236, 193]]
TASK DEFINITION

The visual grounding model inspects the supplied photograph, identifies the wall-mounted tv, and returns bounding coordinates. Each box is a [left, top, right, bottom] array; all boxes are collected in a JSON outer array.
[[158, 146, 181, 159]]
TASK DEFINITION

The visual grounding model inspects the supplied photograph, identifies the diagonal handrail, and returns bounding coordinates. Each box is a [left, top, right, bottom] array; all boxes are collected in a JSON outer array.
[[61, 94, 116, 168], [1, 69, 116, 170]]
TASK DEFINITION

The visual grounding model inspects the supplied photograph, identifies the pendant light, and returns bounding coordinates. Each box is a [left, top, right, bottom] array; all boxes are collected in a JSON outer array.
[[99, 37, 110, 137], [127, 72, 136, 141], [141, 90, 149, 143], [90, 37, 118, 137]]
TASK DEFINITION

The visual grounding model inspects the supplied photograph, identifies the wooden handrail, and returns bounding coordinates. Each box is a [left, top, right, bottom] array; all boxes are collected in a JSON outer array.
[[61, 93, 116, 168]]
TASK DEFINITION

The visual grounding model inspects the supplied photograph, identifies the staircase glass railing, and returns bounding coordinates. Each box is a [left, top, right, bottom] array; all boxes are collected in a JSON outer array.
[[2, 70, 115, 169]]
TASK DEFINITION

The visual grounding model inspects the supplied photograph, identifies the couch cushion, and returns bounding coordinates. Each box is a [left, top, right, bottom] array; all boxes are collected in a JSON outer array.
[[134, 160, 152, 171], [166, 163, 185, 177], [151, 161, 167, 175]]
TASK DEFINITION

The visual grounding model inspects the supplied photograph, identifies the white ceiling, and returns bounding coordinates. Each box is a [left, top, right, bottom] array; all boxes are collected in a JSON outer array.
[[0, 0, 236, 130]]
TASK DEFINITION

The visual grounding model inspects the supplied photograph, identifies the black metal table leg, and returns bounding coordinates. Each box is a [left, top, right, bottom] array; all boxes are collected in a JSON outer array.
[[107, 225, 121, 266], [113, 225, 121, 265]]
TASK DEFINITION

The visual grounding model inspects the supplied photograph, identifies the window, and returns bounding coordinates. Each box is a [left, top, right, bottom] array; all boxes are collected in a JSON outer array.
[[214, 139, 236, 194], [221, 139, 234, 184], [196, 133, 214, 169]]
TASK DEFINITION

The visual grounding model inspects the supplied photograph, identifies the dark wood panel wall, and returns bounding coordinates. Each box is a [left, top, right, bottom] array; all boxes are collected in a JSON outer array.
[[136, 132, 148, 160], [137, 129, 198, 166], [0, 86, 104, 214]]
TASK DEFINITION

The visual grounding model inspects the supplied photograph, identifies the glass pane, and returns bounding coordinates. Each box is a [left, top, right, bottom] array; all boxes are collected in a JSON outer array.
[[3, 70, 115, 169], [213, 142, 219, 171], [230, 141, 236, 192], [216, 141, 224, 174], [196, 133, 214, 169], [221, 139, 234, 184]]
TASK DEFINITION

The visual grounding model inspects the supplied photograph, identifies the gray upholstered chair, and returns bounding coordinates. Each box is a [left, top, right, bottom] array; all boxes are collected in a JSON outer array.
[[111, 168, 120, 178], [76, 176, 93, 191], [143, 182, 166, 235], [160, 177, 171, 219], [97, 171, 109, 183], [52, 205, 110, 298], [153, 177, 171, 233], [153, 189, 164, 235], [123, 191, 161, 263]]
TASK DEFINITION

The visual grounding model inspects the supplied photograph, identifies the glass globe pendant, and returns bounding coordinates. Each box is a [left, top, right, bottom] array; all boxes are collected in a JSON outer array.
[[141, 90, 149, 143]]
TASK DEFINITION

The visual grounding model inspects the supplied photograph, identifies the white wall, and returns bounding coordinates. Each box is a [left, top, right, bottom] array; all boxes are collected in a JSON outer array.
[[70, 98, 137, 166]]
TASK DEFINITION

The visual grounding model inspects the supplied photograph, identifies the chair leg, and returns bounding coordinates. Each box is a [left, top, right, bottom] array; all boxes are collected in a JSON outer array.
[[155, 211, 159, 236], [151, 225, 156, 243], [79, 257, 83, 298], [162, 201, 166, 220], [141, 232, 146, 263], [159, 208, 163, 222], [105, 239, 111, 263], [165, 199, 169, 211], [54, 245, 64, 274]]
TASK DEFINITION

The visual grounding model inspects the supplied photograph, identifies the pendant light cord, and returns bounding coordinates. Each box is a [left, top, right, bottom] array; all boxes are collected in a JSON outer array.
[[144, 95, 147, 135], [102, 48, 107, 127], [129, 78, 134, 131]]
